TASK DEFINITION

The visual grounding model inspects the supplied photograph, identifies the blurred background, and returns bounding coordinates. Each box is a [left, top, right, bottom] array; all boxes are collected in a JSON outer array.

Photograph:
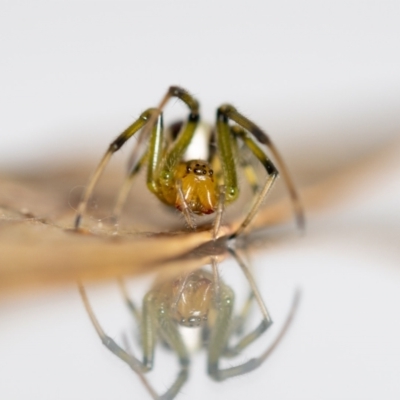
[[0, 1, 399, 399]]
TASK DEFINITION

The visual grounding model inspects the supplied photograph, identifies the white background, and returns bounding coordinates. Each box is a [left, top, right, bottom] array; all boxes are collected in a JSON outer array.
[[1, 1, 400, 400]]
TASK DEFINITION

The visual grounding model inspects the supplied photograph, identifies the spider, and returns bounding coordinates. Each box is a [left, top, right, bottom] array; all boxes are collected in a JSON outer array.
[[74, 86, 304, 237], [79, 248, 300, 400]]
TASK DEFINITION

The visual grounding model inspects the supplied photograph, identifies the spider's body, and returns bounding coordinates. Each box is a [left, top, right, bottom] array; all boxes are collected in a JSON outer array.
[[164, 160, 218, 215], [75, 86, 304, 236], [149, 120, 218, 214]]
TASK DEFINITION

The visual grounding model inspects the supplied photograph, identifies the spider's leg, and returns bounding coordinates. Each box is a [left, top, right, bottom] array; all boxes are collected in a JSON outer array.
[[137, 86, 200, 158], [207, 250, 299, 380], [133, 86, 200, 185], [112, 151, 148, 225], [227, 126, 260, 195], [228, 291, 255, 337], [218, 104, 305, 235], [207, 280, 238, 381], [80, 283, 189, 400], [235, 143, 261, 195], [112, 113, 163, 224], [156, 92, 200, 181], [210, 255, 222, 306], [74, 108, 157, 229], [118, 279, 141, 325], [208, 137, 227, 239], [215, 107, 239, 205], [221, 249, 258, 348], [215, 111, 273, 238], [208, 283, 300, 381], [210, 124, 256, 238], [219, 247, 272, 359], [78, 284, 159, 399], [212, 185, 226, 240], [229, 124, 279, 238], [151, 291, 190, 400], [145, 88, 202, 218]]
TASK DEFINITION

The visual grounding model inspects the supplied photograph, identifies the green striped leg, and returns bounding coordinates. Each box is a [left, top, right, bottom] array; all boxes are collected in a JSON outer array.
[[217, 104, 305, 237]]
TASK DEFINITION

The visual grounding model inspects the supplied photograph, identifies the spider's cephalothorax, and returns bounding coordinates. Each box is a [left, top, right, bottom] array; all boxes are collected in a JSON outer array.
[[163, 160, 217, 215], [75, 86, 304, 236]]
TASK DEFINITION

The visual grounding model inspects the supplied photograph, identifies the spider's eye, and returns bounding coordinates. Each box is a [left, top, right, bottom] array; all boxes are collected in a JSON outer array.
[[202, 170, 206, 175], [186, 165, 192, 173], [193, 165, 203, 175], [209, 170, 213, 176]]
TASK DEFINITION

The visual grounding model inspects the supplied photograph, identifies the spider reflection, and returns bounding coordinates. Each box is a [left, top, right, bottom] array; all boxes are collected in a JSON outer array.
[[79, 249, 299, 400]]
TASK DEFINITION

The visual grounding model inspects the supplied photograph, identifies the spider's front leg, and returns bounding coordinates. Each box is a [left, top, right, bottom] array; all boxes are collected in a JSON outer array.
[[115, 86, 202, 229], [74, 108, 158, 229], [75, 86, 201, 230], [216, 104, 305, 238], [147, 87, 203, 229]]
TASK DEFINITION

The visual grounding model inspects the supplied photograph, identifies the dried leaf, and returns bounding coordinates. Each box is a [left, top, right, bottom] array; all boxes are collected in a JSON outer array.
[[1, 139, 398, 294]]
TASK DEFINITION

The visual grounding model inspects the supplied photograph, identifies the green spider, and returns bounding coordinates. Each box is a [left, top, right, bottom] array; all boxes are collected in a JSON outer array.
[[74, 86, 304, 237], [79, 249, 300, 400]]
